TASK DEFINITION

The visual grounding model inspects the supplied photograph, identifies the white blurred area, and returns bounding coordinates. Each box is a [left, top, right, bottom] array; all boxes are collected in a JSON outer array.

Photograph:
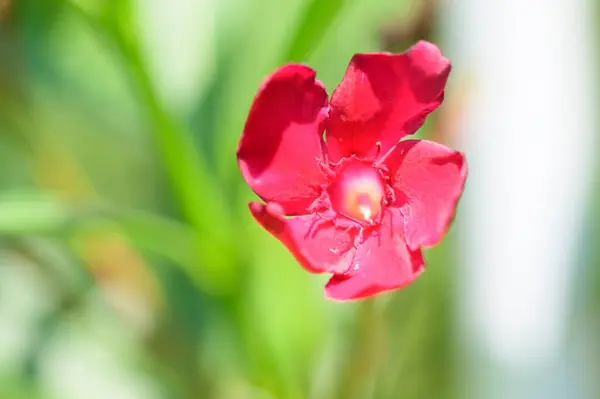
[[443, 0, 598, 397], [134, 0, 216, 115], [0, 248, 162, 399]]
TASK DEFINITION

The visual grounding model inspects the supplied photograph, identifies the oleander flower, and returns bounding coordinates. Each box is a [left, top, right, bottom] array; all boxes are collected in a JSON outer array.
[[237, 41, 467, 300]]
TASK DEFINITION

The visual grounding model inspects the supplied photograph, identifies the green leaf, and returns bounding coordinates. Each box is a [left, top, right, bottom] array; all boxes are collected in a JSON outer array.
[[0, 190, 72, 235], [86, 208, 239, 295], [112, 209, 199, 270], [0, 189, 235, 294], [65, 0, 233, 240], [282, 0, 350, 63]]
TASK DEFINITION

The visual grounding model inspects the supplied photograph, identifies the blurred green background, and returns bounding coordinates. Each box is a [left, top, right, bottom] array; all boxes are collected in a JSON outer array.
[[0, 0, 598, 398]]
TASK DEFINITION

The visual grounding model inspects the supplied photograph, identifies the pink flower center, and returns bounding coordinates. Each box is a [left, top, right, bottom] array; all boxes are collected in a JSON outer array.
[[328, 162, 385, 223]]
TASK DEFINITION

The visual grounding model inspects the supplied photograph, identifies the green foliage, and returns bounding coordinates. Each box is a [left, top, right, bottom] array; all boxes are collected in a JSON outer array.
[[282, 0, 349, 63]]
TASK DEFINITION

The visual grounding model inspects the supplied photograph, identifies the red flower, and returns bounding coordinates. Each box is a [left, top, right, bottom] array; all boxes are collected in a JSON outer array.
[[237, 41, 467, 300]]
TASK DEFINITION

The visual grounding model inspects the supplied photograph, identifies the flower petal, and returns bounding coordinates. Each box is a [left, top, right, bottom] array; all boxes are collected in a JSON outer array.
[[249, 202, 358, 274], [326, 41, 451, 162], [381, 139, 467, 250], [238, 65, 331, 215], [325, 208, 425, 300]]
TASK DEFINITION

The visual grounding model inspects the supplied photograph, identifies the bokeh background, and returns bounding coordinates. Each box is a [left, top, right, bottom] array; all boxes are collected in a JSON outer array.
[[0, 0, 599, 398]]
